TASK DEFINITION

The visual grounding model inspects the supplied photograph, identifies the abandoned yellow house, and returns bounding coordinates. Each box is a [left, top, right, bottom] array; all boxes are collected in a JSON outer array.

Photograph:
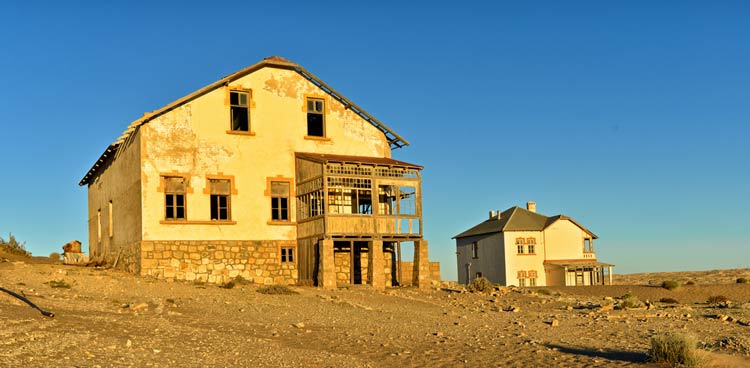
[[79, 56, 436, 290], [454, 202, 613, 286]]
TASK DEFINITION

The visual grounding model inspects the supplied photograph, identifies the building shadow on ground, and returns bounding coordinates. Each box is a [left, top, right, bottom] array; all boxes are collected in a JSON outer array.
[[545, 344, 649, 364]]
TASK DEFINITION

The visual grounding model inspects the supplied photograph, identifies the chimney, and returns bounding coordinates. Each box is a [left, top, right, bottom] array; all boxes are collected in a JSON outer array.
[[489, 210, 496, 219], [526, 201, 536, 213]]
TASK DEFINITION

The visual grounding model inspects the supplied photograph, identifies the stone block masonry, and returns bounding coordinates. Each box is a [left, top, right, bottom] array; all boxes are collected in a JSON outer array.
[[139, 240, 297, 285]]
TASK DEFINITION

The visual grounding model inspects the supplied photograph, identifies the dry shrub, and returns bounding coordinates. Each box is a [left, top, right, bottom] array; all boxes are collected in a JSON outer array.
[[257, 285, 298, 295], [619, 294, 642, 309], [49, 252, 61, 262], [659, 297, 679, 304], [707, 295, 729, 305], [0, 233, 30, 257], [467, 277, 493, 293], [737, 278, 749, 284], [649, 332, 701, 367], [45, 280, 71, 289], [661, 280, 681, 290], [685, 280, 696, 286]]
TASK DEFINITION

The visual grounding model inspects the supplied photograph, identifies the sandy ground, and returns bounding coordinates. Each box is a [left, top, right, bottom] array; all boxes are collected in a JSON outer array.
[[2, 256, 750, 367]]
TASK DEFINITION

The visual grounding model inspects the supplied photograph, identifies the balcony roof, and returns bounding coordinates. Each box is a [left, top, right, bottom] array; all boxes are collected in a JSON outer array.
[[296, 152, 423, 170]]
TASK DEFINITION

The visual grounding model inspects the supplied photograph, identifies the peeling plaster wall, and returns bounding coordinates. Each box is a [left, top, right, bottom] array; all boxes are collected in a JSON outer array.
[[140, 66, 391, 243], [87, 130, 143, 266]]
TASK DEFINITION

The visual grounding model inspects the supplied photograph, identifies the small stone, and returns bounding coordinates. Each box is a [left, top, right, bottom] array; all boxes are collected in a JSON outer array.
[[126, 339, 132, 348], [293, 322, 305, 329], [550, 320, 560, 327], [434, 332, 444, 337]]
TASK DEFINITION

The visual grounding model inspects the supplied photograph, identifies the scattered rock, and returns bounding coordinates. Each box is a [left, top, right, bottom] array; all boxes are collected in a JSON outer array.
[[293, 322, 305, 329]]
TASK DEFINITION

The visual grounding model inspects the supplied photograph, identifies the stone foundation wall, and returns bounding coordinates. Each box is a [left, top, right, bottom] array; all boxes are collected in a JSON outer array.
[[139, 240, 297, 285], [398, 262, 441, 286]]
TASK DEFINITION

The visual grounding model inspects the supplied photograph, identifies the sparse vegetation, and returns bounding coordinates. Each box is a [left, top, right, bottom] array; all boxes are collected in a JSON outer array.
[[661, 280, 681, 290], [737, 277, 749, 284], [257, 285, 298, 295], [49, 252, 61, 262], [45, 280, 71, 289], [0, 233, 30, 257], [467, 277, 494, 293], [618, 294, 642, 309], [649, 332, 701, 367], [659, 297, 679, 304], [707, 295, 729, 305]]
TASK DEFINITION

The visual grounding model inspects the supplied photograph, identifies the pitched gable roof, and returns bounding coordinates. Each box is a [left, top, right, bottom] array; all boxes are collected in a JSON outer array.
[[453, 206, 597, 239], [79, 56, 409, 186]]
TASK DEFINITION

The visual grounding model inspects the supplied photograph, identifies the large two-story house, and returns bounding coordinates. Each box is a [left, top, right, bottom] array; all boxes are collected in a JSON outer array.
[[454, 202, 613, 286], [79, 56, 432, 290]]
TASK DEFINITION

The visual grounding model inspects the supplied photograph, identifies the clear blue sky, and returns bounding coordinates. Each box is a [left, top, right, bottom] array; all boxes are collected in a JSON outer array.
[[1, 1, 748, 281]]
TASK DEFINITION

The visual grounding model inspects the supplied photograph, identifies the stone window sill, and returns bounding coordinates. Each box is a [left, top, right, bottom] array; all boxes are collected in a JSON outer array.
[[267, 221, 296, 226], [160, 220, 237, 225], [304, 135, 331, 142], [226, 130, 256, 136]]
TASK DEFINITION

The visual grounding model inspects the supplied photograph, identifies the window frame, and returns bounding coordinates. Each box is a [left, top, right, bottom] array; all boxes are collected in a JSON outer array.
[[526, 237, 536, 254], [305, 96, 326, 138], [583, 237, 594, 253], [516, 238, 525, 254], [281, 246, 295, 263], [229, 90, 251, 132], [206, 177, 234, 222], [163, 176, 188, 221]]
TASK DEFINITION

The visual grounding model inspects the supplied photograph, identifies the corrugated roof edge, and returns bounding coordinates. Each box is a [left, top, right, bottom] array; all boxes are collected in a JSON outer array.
[[79, 56, 410, 186], [295, 152, 423, 169]]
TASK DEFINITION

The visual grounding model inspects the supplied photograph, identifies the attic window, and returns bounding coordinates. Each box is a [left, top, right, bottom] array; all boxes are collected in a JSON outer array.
[[306, 97, 325, 137], [230, 91, 250, 131], [584, 238, 593, 253]]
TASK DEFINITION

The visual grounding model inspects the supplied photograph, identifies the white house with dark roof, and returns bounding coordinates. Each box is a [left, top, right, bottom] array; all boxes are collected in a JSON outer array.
[[453, 202, 613, 286]]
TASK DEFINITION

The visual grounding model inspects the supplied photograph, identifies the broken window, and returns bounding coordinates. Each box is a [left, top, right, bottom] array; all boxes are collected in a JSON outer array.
[[164, 176, 186, 220], [471, 242, 479, 259], [584, 238, 593, 253], [297, 190, 324, 220], [516, 238, 524, 254], [377, 185, 416, 215], [327, 177, 372, 215], [230, 90, 250, 131], [306, 97, 324, 137], [527, 238, 536, 254], [271, 181, 290, 221], [97, 209, 102, 243], [281, 247, 294, 263], [209, 179, 231, 221]]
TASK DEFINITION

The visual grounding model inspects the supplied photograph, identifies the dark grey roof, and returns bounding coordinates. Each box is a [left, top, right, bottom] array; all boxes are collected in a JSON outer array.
[[453, 206, 597, 239]]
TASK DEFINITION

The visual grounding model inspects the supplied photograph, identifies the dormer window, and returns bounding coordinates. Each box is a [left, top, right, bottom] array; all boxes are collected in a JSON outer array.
[[306, 97, 325, 137], [230, 91, 250, 132]]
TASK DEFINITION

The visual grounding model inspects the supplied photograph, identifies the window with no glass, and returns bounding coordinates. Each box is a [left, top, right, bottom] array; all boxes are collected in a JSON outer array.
[[584, 238, 593, 252], [164, 176, 187, 220], [306, 97, 325, 137], [230, 90, 250, 131], [281, 247, 295, 263], [471, 242, 479, 259], [271, 181, 290, 221], [209, 179, 231, 221]]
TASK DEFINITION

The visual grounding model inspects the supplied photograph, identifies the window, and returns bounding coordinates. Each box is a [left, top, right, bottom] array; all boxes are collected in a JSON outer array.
[[209, 179, 231, 221], [328, 177, 372, 214], [517, 271, 527, 287], [528, 270, 538, 287], [378, 185, 416, 215], [584, 238, 593, 252], [230, 90, 250, 131], [271, 181, 290, 221], [306, 97, 325, 137], [97, 209, 102, 243], [108, 200, 113, 237], [471, 242, 479, 259], [516, 238, 524, 254], [527, 238, 536, 254], [281, 247, 295, 263], [164, 176, 187, 220]]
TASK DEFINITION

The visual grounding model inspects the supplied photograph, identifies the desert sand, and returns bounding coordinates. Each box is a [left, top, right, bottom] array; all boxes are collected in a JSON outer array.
[[2, 254, 750, 367]]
